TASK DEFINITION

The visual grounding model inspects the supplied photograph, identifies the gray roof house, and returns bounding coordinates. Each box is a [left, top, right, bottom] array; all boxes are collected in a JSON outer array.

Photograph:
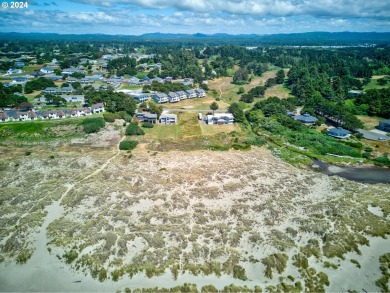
[[132, 94, 149, 103], [61, 95, 85, 104], [185, 89, 197, 99], [136, 113, 158, 124], [207, 113, 234, 125], [168, 92, 180, 103], [176, 91, 187, 100], [152, 93, 169, 104], [327, 127, 351, 139], [159, 113, 177, 125], [195, 89, 206, 98], [42, 110, 65, 119], [13, 111, 37, 121], [378, 120, 390, 132], [293, 113, 318, 125]]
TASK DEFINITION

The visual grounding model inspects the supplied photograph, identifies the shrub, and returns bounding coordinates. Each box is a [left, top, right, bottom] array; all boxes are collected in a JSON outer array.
[[119, 140, 138, 150], [82, 117, 105, 133], [142, 122, 154, 128], [103, 113, 120, 122], [125, 122, 145, 136], [373, 156, 390, 167]]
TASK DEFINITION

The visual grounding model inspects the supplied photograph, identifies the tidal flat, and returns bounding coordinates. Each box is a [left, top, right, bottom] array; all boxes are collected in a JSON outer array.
[[0, 145, 389, 292]]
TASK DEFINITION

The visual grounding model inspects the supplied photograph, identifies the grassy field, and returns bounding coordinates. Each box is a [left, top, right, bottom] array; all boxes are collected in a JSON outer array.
[[356, 115, 383, 130], [143, 124, 180, 140], [208, 70, 290, 106], [163, 97, 230, 110], [200, 123, 240, 136], [363, 75, 390, 90], [118, 84, 143, 91], [177, 112, 202, 138]]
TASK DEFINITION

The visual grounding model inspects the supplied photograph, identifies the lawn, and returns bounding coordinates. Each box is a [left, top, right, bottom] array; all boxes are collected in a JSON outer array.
[[142, 112, 201, 140], [200, 124, 240, 136], [143, 124, 180, 140], [178, 112, 202, 138], [356, 115, 383, 130], [119, 84, 143, 91], [363, 76, 390, 90], [163, 97, 230, 110], [207, 70, 287, 106]]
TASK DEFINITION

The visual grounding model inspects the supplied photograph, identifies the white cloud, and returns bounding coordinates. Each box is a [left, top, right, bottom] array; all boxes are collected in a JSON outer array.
[[68, 0, 390, 18]]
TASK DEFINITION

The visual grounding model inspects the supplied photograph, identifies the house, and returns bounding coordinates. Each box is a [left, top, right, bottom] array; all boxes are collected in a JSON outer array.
[[153, 77, 164, 83], [182, 78, 194, 86], [59, 86, 74, 94], [42, 110, 65, 120], [46, 59, 59, 67], [185, 89, 197, 99], [128, 77, 141, 85], [378, 120, 390, 132], [132, 94, 150, 103], [165, 77, 173, 82], [40, 67, 54, 74], [176, 91, 187, 100], [152, 93, 169, 104], [206, 113, 234, 125], [43, 87, 59, 94], [0, 112, 10, 122], [11, 76, 28, 84], [293, 113, 318, 125], [143, 76, 151, 84], [195, 89, 206, 98], [44, 76, 62, 81], [7, 68, 22, 75], [91, 103, 104, 114], [61, 68, 85, 75], [61, 95, 85, 104], [159, 113, 177, 125], [14, 111, 37, 121], [136, 113, 158, 124], [168, 92, 180, 103], [327, 127, 351, 139], [14, 62, 25, 68], [70, 108, 91, 117]]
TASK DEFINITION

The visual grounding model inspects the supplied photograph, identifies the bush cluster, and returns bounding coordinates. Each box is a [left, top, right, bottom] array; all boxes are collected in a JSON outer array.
[[125, 122, 145, 135], [119, 140, 138, 150], [82, 117, 105, 134], [142, 122, 154, 128]]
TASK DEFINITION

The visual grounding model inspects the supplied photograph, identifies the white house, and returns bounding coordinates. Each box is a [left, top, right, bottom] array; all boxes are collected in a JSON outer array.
[[207, 113, 234, 125], [176, 91, 187, 100], [40, 67, 54, 74], [185, 89, 197, 99], [61, 95, 85, 104], [168, 92, 180, 103], [42, 110, 65, 120], [195, 89, 206, 98], [159, 113, 177, 125], [7, 68, 22, 75], [14, 111, 37, 121], [152, 93, 169, 104], [70, 108, 91, 117], [91, 102, 104, 114]]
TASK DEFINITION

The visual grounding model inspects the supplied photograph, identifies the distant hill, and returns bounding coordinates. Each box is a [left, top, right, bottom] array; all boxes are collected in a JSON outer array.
[[0, 31, 389, 45]]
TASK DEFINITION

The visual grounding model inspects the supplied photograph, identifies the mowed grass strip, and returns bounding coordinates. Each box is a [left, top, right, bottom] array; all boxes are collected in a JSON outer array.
[[178, 112, 202, 138], [143, 124, 180, 140]]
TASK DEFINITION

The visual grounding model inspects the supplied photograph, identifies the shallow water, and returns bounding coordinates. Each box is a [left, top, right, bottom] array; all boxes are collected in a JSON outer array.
[[312, 160, 390, 184]]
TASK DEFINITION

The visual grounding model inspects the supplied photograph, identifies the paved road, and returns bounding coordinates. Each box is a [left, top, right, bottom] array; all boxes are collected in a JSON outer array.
[[356, 129, 389, 141]]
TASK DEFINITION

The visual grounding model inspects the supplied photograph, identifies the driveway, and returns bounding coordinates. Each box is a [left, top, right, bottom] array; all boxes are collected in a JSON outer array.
[[356, 129, 389, 141]]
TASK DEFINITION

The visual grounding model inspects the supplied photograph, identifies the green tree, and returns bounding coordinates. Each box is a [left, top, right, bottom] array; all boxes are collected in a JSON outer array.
[[276, 69, 285, 84], [210, 101, 219, 114], [228, 103, 245, 122]]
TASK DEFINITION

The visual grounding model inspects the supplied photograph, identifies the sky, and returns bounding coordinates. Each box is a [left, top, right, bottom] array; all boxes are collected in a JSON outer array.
[[0, 0, 389, 35]]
